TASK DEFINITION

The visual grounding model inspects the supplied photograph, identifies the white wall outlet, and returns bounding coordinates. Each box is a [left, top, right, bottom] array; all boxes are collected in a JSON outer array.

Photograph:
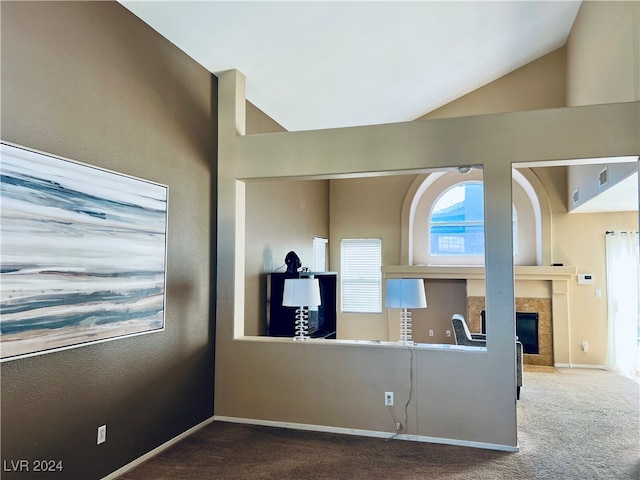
[[428, 329, 434, 337], [97, 424, 106, 445], [384, 391, 394, 406], [445, 330, 451, 337], [582, 341, 589, 352]]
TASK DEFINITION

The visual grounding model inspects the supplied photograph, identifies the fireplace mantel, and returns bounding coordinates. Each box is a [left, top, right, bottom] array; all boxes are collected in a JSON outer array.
[[382, 265, 576, 281]]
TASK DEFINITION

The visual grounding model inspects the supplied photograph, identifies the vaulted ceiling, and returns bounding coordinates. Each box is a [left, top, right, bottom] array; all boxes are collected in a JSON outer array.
[[120, 1, 581, 131], [119, 1, 637, 212]]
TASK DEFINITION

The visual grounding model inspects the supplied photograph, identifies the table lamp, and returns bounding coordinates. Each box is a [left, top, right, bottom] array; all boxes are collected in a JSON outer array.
[[385, 278, 427, 346], [283, 277, 321, 341]]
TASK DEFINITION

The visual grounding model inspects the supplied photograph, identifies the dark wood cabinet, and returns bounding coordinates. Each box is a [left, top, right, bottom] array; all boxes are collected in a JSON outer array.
[[266, 272, 337, 339]]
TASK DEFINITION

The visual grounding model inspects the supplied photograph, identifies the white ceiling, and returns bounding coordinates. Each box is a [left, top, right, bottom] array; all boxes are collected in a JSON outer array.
[[119, 0, 637, 213], [120, 1, 581, 131]]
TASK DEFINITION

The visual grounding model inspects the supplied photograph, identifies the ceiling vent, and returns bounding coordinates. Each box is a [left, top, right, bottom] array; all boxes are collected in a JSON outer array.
[[572, 189, 579, 205], [598, 167, 609, 188]]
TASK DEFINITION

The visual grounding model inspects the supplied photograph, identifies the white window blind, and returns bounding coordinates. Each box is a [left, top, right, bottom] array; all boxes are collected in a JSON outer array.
[[340, 238, 382, 313], [312, 237, 328, 272]]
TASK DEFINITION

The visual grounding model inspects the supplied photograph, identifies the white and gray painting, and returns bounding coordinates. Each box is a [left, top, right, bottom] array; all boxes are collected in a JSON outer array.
[[0, 143, 167, 360]]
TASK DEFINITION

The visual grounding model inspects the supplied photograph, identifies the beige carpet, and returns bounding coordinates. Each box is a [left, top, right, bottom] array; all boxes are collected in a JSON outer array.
[[119, 368, 639, 480]]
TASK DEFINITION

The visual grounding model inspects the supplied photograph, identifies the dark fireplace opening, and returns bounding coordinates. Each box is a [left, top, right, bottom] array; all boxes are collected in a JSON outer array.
[[481, 311, 539, 355]]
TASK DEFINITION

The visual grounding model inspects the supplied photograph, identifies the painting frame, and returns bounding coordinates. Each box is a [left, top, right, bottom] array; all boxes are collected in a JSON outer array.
[[0, 142, 168, 361]]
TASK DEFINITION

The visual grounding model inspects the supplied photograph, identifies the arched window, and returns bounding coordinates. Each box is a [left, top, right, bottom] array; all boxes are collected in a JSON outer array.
[[430, 182, 484, 256], [408, 169, 538, 266], [430, 182, 517, 257]]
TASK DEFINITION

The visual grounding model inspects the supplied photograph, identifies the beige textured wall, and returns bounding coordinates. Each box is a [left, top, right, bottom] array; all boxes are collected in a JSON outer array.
[[560, 0, 640, 365], [244, 179, 329, 335], [1, 2, 215, 479], [531, 166, 568, 213], [567, 1, 640, 106], [329, 174, 415, 340], [419, 47, 566, 120], [243, 103, 330, 336], [553, 210, 637, 366], [409, 279, 467, 345], [246, 101, 287, 135]]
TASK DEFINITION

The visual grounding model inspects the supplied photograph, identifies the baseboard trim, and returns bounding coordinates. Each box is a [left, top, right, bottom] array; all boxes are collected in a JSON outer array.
[[214, 415, 519, 453], [554, 363, 605, 369], [102, 416, 215, 480], [102, 412, 519, 479]]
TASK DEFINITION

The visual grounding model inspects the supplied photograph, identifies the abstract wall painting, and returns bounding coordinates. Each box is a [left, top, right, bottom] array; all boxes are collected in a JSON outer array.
[[0, 142, 168, 361]]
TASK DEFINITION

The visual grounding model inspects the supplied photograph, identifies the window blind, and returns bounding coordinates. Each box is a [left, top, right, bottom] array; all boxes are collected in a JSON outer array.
[[340, 238, 382, 313], [312, 237, 328, 272]]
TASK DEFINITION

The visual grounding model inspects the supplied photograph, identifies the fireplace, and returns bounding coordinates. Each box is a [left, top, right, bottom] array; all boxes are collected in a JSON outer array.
[[469, 297, 552, 366], [481, 311, 539, 354]]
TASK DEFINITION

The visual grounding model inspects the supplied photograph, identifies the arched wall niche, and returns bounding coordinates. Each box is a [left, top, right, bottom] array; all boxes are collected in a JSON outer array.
[[400, 168, 552, 266]]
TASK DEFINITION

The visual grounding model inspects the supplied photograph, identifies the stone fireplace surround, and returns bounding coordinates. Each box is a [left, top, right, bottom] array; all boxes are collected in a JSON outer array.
[[382, 265, 576, 367], [468, 296, 552, 366]]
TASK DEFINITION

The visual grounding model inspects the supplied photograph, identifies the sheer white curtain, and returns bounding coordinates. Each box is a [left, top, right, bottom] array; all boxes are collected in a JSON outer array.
[[605, 231, 639, 378]]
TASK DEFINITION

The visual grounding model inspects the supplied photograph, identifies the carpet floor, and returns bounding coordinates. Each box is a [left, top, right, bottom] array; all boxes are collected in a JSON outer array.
[[118, 368, 639, 480]]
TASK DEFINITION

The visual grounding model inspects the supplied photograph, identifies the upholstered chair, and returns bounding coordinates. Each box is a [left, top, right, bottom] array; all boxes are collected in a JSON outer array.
[[451, 314, 523, 399]]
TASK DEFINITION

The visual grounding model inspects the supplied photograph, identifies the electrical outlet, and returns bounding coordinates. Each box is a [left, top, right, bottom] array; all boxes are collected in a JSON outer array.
[[582, 341, 589, 352], [428, 329, 434, 337], [395, 422, 402, 432], [384, 391, 394, 406], [97, 425, 106, 445], [445, 330, 451, 337]]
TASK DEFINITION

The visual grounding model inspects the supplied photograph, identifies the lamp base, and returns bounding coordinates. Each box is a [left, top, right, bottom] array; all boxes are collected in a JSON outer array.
[[293, 308, 310, 341], [398, 308, 413, 346]]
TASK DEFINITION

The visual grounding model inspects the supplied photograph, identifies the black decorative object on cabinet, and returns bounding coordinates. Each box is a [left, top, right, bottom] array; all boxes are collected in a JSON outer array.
[[267, 272, 337, 339]]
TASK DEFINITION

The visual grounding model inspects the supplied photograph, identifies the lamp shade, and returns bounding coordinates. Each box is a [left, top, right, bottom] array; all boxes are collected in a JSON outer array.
[[282, 278, 321, 307], [385, 279, 427, 309]]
